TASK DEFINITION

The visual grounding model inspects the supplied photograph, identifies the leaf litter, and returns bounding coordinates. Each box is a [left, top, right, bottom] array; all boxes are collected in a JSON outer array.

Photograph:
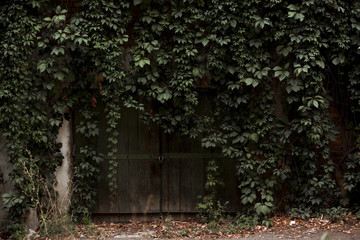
[[76, 214, 360, 239]]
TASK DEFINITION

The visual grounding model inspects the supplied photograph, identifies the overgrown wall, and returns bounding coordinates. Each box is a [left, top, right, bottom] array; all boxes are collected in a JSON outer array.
[[0, 121, 72, 222]]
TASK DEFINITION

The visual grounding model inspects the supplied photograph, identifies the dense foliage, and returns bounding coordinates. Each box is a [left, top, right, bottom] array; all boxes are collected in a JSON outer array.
[[1, 0, 360, 235]]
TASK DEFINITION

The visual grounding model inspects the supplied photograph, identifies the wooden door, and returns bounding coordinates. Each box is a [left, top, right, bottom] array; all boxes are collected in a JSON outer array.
[[75, 106, 241, 215]]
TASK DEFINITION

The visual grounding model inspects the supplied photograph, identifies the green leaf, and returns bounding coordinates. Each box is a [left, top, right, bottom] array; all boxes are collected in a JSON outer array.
[[157, 89, 172, 103], [230, 19, 237, 28], [37, 63, 47, 73], [315, 60, 325, 69], [55, 5, 62, 14], [313, 100, 319, 108], [244, 78, 254, 86], [294, 13, 305, 22], [192, 67, 201, 77], [250, 133, 259, 143], [201, 38, 209, 46], [233, 135, 245, 144], [288, 11, 296, 18], [227, 66, 236, 74], [134, 0, 143, 5], [137, 58, 150, 68], [54, 71, 64, 81], [138, 77, 147, 84], [287, 4, 298, 11]]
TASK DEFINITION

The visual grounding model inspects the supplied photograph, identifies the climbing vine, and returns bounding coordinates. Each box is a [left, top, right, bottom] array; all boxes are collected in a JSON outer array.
[[1, 0, 360, 236]]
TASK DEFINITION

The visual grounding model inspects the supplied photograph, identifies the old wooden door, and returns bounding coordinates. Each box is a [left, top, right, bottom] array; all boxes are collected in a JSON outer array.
[[75, 105, 241, 216], [92, 107, 212, 214]]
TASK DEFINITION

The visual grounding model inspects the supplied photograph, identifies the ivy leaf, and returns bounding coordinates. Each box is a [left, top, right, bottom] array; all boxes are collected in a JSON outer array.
[[229, 19, 237, 28], [157, 89, 172, 103], [55, 5, 62, 14], [233, 135, 245, 144], [250, 133, 259, 143], [276, 45, 292, 56], [192, 67, 201, 77], [227, 66, 236, 74], [287, 4, 298, 11], [201, 38, 209, 46], [138, 77, 147, 84], [249, 39, 262, 48], [51, 47, 65, 56], [315, 60, 325, 69], [313, 100, 319, 108], [137, 58, 150, 68], [134, 0, 143, 5], [37, 62, 47, 73], [54, 71, 64, 81], [255, 203, 271, 215], [142, 16, 153, 24], [294, 13, 305, 22], [244, 78, 254, 86], [332, 55, 345, 65], [288, 11, 296, 18]]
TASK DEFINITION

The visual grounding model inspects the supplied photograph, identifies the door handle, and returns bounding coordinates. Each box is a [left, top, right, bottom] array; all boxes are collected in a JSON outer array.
[[158, 155, 164, 165]]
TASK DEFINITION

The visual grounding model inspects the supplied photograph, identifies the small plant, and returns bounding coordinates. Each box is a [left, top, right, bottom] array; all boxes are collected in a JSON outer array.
[[262, 217, 273, 228], [197, 194, 229, 226], [38, 214, 76, 238], [196, 159, 228, 227], [0, 221, 26, 240], [233, 214, 260, 231], [2, 149, 76, 239], [322, 206, 348, 223], [355, 210, 360, 219], [288, 206, 312, 219]]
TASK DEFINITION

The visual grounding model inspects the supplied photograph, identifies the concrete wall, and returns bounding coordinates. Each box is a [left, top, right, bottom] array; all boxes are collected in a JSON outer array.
[[55, 118, 72, 215], [0, 131, 13, 221]]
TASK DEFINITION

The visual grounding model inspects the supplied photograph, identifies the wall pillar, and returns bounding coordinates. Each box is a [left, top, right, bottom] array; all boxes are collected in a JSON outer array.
[[55, 117, 72, 214]]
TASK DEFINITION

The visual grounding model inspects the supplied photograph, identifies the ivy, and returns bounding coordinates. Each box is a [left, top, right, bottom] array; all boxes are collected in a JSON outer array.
[[0, 0, 360, 236]]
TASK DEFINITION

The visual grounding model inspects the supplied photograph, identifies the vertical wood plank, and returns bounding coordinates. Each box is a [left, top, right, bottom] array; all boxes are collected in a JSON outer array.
[[150, 158, 160, 212], [128, 109, 140, 213], [180, 158, 193, 212], [168, 158, 180, 212], [96, 159, 110, 213], [117, 159, 129, 212], [191, 158, 204, 211], [116, 108, 131, 213], [137, 113, 151, 213], [162, 158, 169, 213], [221, 158, 241, 211]]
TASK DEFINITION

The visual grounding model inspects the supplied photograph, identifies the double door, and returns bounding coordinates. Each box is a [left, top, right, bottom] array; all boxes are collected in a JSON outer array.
[[93, 108, 212, 214], [75, 107, 240, 215]]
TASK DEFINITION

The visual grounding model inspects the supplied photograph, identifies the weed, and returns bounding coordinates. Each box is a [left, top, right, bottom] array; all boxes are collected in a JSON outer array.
[[322, 206, 348, 223], [233, 214, 260, 231]]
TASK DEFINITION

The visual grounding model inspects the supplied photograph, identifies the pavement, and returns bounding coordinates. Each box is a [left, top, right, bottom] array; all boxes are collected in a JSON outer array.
[[100, 230, 360, 240]]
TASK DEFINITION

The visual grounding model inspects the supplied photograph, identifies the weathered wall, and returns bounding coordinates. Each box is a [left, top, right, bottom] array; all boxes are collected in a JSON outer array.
[[55, 118, 72, 214], [0, 131, 13, 221], [0, 118, 73, 222]]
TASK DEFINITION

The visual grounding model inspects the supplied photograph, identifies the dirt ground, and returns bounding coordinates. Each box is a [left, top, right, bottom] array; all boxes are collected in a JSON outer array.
[[76, 215, 360, 240]]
